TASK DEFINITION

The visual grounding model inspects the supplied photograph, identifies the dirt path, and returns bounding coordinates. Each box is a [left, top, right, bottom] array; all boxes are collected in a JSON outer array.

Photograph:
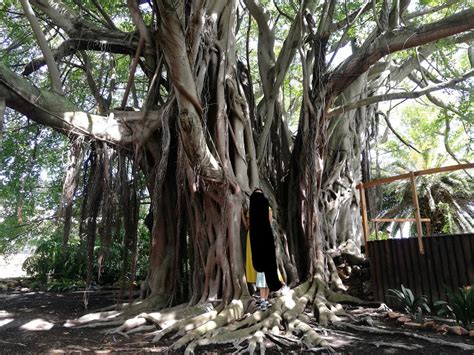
[[1, 287, 473, 353]]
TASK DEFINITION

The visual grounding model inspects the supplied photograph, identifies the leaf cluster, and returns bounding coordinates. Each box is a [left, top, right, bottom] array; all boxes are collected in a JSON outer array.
[[387, 284, 431, 318]]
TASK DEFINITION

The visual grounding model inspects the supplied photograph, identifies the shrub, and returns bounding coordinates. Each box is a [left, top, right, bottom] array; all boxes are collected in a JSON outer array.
[[387, 284, 431, 320], [434, 285, 473, 330]]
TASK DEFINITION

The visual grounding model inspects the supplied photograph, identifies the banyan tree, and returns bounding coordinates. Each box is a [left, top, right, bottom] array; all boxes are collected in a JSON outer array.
[[0, 0, 473, 351]]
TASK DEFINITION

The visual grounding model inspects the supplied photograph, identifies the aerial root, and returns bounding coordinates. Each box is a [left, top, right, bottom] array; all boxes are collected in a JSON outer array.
[[105, 316, 148, 334], [72, 277, 362, 353], [151, 303, 224, 343], [246, 331, 265, 355], [328, 256, 347, 292], [333, 322, 474, 351], [63, 310, 123, 328], [126, 324, 156, 335], [103, 302, 216, 336], [169, 299, 248, 352]]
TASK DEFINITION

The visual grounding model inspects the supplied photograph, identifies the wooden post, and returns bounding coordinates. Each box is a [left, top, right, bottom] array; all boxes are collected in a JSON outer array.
[[409, 172, 424, 254], [359, 183, 370, 256]]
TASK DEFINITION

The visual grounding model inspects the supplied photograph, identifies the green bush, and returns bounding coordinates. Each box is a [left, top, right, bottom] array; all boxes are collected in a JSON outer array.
[[22, 232, 84, 282], [434, 285, 474, 330], [22, 225, 150, 290]]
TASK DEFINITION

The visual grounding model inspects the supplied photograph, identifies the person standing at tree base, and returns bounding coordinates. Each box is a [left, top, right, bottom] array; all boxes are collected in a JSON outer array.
[[246, 188, 284, 309]]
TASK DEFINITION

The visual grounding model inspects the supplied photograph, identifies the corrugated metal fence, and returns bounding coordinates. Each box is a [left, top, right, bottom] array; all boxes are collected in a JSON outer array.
[[368, 233, 474, 303]]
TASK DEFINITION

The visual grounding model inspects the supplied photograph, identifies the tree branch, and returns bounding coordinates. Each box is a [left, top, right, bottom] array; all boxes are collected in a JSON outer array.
[[389, 31, 474, 85], [330, 1, 372, 32], [80, 51, 109, 114], [405, 0, 461, 20], [90, 0, 119, 30], [22, 39, 76, 76], [376, 111, 421, 154], [443, 116, 471, 176], [328, 69, 474, 117], [29, 0, 139, 55], [272, 0, 294, 22], [127, 0, 150, 43]]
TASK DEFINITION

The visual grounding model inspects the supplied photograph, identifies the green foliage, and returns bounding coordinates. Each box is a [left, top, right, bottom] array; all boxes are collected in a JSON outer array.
[[0, 111, 66, 254], [375, 97, 473, 235], [368, 230, 390, 241], [434, 285, 474, 330], [21, 219, 150, 288], [22, 231, 83, 283], [387, 284, 431, 319]]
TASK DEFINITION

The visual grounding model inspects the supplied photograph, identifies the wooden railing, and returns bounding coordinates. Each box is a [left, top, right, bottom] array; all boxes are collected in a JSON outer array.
[[371, 218, 431, 240], [357, 163, 474, 255]]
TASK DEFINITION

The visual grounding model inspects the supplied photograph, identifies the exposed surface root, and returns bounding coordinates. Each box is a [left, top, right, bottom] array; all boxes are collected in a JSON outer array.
[[151, 303, 224, 343], [333, 322, 474, 351], [169, 299, 249, 352], [65, 276, 371, 352], [156, 277, 346, 352], [64, 310, 124, 328]]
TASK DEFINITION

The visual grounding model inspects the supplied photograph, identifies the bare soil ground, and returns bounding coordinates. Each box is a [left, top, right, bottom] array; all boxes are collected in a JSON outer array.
[[1, 280, 473, 354]]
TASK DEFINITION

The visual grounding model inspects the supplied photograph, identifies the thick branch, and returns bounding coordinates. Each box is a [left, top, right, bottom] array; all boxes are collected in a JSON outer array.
[[255, 0, 318, 161], [23, 37, 137, 76], [330, 9, 474, 96], [328, 69, 474, 117], [157, 0, 222, 180], [244, 0, 276, 95], [0, 63, 160, 146], [20, 0, 64, 94]]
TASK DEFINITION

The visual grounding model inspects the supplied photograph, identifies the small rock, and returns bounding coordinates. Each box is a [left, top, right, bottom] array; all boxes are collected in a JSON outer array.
[[387, 311, 402, 319], [422, 321, 437, 330], [404, 322, 422, 330], [397, 316, 412, 323], [436, 324, 449, 333], [469, 330, 474, 337], [448, 326, 468, 336]]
